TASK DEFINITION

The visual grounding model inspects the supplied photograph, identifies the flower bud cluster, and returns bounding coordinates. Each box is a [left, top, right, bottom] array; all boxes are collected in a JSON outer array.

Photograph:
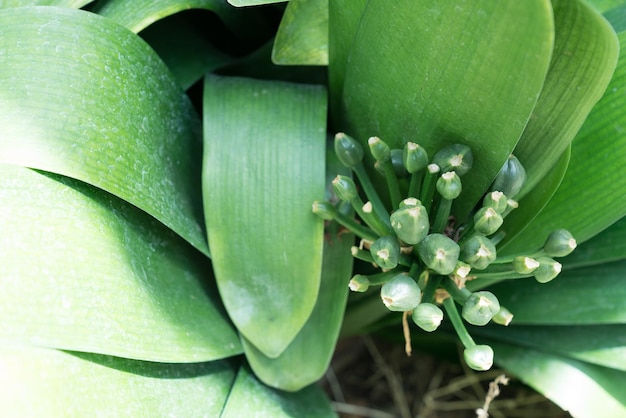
[[313, 133, 578, 371]]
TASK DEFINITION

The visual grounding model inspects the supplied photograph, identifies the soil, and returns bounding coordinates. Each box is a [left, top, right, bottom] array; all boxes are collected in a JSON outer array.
[[319, 336, 572, 418]]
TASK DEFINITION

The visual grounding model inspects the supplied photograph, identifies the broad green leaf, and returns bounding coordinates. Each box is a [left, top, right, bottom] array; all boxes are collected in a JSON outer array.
[[0, 345, 237, 417], [0, 165, 241, 362], [140, 13, 233, 90], [477, 324, 626, 372], [0, 0, 92, 8], [0, 6, 209, 256], [561, 215, 626, 269], [327, 0, 367, 122], [93, 0, 236, 33], [272, 0, 328, 66], [492, 341, 626, 418], [220, 365, 336, 418], [499, 30, 626, 254], [339, 0, 554, 220], [341, 290, 391, 337], [515, 0, 619, 198], [228, 0, 286, 7], [242, 223, 353, 391], [484, 259, 626, 325], [497, 146, 570, 253], [203, 75, 326, 357]]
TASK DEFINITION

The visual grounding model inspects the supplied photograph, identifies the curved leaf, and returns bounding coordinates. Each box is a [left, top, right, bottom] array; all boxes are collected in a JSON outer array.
[[203, 75, 326, 357], [228, 0, 286, 7], [492, 341, 626, 418], [0, 345, 237, 417], [0, 165, 241, 362], [220, 365, 336, 418], [0, 6, 209, 256], [339, 0, 554, 219], [93, 0, 235, 33], [604, 3, 626, 31], [0, 0, 92, 8], [242, 221, 353, 391], [477, 324, 626, 372], [140, 13, 233, 90], [515, 0, 619, 198], [272, 0, 328, 66], [485, 259, 626, 325], [500, 30, 626, 254]]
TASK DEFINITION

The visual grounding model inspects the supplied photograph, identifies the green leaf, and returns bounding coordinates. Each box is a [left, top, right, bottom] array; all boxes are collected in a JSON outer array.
[[93, 0, 236, 33], [497, 147, 570, 252], [499, 30, 626, 254], [0, 6, 209, 257], [272, 0, 328, 66], [140, 13, 233, 90], [0, 345, 237, 417], [561, 216, 626, 269], [514, 0, 619, 198], [0, 165, 241, 362], [202, 75, 327, 358], [339, 0, 554, 220], [242, 223, 353, 391], [477, 324, 626, 372], [0, 0, 92, 8], [585, 0, 626, 14], [220, 365, 336, 418], [491, 341, 626, 418], [485, 259, 626, 325], [604, 3, 626, 31], [228, 0, 286, 7], [327, 0, 367, 122]]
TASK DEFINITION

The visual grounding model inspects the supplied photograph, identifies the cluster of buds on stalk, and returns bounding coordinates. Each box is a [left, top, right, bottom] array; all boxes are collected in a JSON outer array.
[[313, 133, 577, 371]]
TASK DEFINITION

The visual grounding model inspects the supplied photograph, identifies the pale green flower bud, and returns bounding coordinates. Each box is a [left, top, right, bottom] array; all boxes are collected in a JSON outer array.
[[403, 142, 429, 173], [482, 191, 508, 213], [412, 303, 444, 332], [334, 132, 363, 168], [462, 291, 500, 326], [399, 197, 421, 208], [460, 235, 497, 270], [370, 235, 401, 269], [543, 229, 577, 257], [436, 171, 462, 200], [390, 204, 429, 245], [432, 144, 473, 176], [349, 275, 370, 292], [492, 307, 514, 326], [454, 261, 472, 279], [380, 274, 421, 312], [512, 256, 540, 274], [473, 207, 503, 235], [418, 233, 460, 275], [331, 175, 357, 202], [368, 136, 391, 162], [464, 344, 494, 371], [534, 257, 562, 283], [491, 154, 526, 198], [311, 201, 337, 220]]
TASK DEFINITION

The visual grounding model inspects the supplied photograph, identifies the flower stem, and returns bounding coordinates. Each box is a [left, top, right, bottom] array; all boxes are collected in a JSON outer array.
[[443, 297, 476, 349], [353, 163, 391, 223]]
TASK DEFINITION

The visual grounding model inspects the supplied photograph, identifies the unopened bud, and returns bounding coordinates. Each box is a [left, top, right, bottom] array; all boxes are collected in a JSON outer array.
[[491, 154, 526, 198], [533, 257, 562, 283], [474, 207, 503, 235], [512, 256, 540, 274], [436, 171, 462, 200], [332, 175, 357, 201], [462, 291, 500, 326], [312, 201, 337, 220], [543, 229, 577, 257], [370, 235, 401, 269], [432, 144, 473, 176], [368, 136, 391, 162], [464, 344, 494, 371], [483, 191, 508, 213], [412, 303, 444, 332], [460, 235, 497, 270], [334, 132, 363, 167], [390, 204, 429, 245], [349, 275, 370, 292], [492, 307, 514, 326], [418, 233, 460, 275], [380, 274, 421, 312], [403, 142, 429, 173]]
